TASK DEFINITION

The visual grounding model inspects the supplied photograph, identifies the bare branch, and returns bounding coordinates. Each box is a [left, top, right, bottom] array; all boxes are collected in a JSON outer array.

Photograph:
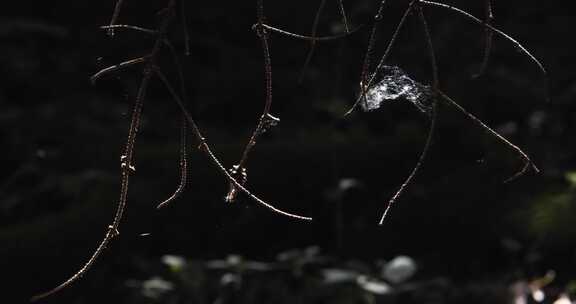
[[108, 0, 126, 36], [299, 0, 326, 83], [154, 68, 313, 221], [32, 1, 178, 300], [420, 0, 549, 102], [90, 57, 147, 84], [32, 65, 153, 303], [379, 3, 439, 225], [436, 89, 538, 182], [180, 0, 191, 56], [345, 0, 416, 116], [261, 23, 362, 42], [336, 0, 350, 33], [379, 103, 437, 225], [157, 116, 188, 209], [472, 0, 494, 78], [100, 24, 158, 35]]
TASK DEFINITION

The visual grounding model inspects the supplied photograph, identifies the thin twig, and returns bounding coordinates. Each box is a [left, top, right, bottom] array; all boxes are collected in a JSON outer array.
[[100, 25, 158, 35], [90, 57, 148, 84], [353, 0, 387, 114], [108, 0, 126, 36], [472, 0, 494, 78], [417, 3, 439, 88], [436, 89, 538, 182], [31, 65, 152, 304], [261, 23, 362, 42], [345, 0, 417, 116], [420, 0, 549, 102], [379, 103, 437, 225], [230, 0, 274, 198], [180, 0, 191, 56], [157, 116, 188, 209], [154, 68, 313, 220], [156, 39, 191, 209], [378, 3, 439, 225], [336, 0, 350, 33], [32, 1, 177, 301], [298, 0, 327, 83]]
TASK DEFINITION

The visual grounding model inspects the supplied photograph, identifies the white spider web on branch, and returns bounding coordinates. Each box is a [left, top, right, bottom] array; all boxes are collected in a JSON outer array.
[[361, 66, 433, 115]]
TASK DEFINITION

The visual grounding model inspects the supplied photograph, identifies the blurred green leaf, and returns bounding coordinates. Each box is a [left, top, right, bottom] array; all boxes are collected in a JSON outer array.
[[565, 171, 576, 188]]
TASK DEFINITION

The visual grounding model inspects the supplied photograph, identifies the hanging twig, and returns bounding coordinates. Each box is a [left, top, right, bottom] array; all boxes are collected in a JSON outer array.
[[336, 0, 350, 33], [180, 0, 191, 56], [379, 104, 437, 225], [260, 23, 362, 42], [298, 0, 327, 83], [31, 1, 178, 300], [472, 0, 494, 78], [108, 0, 126, 36], [156, 116, 188, 209], [100, 25, 158, 35], [225, 0, 275, 203], [154, 68, 313, 220], [436, 89, 538, 182], [345, 0, 417, 116], [379, 2, 439, 225], [91, 57, 148, 84], [420, 0, 549, 102]]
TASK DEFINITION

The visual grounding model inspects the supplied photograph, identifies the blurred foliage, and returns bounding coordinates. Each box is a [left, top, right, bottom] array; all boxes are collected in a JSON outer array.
[[120, 248, 575, 304]]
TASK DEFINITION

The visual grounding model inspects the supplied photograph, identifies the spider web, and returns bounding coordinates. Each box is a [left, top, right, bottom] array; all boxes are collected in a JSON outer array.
[[361, 66, 433, 115]]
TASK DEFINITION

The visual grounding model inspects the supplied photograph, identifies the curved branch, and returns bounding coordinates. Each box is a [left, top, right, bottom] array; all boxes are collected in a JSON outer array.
[[154, 68, 312, 221], [100, 25, 158, 35], [420, 0, 549, 102], [472, 0, 494, 78], [157, 116, 188, 209], [90, 57, 147, 84], [32, 2, 178, 300], [337, 0, 350, 33], [261, 23, 363, 42], [32, 67, 152, 303], [299, 0, 326, 82], [379, 103, 437, 225], [436, 89, 538, 182], [379, 4, 440, 225]]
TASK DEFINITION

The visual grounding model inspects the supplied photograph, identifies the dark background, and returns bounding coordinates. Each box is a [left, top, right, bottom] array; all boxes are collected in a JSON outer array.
[[1, 0, 575, 303]]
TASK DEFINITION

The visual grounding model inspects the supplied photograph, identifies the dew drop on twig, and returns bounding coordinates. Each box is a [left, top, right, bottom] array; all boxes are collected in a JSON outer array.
[[260, 113, 280, 135]]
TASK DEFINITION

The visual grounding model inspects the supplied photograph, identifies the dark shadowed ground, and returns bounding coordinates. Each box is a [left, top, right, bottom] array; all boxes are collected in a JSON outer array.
[[1, 0, 575, 303]]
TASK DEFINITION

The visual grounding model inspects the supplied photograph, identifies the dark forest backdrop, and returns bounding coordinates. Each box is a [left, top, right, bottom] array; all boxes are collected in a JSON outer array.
[[1, 0, 575, 303]]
